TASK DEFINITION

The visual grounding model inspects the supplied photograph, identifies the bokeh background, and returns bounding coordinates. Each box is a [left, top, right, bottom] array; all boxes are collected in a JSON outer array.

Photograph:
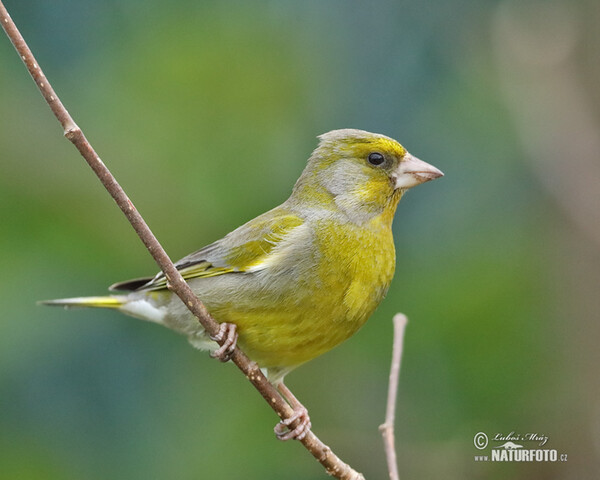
[[1, 1, 599, 478]]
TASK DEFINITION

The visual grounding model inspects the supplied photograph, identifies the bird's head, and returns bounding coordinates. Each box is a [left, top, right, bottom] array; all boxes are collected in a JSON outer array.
[[290, 129, 443, 223]]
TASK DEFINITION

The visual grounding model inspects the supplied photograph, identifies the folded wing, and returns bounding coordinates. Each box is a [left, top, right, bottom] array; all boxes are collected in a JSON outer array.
[[110, 207, 305, 292]]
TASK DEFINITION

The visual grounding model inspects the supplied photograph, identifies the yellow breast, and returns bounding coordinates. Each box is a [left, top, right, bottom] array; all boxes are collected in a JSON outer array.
[[220, 212, 396, 371], [315, 216, 396, 325]]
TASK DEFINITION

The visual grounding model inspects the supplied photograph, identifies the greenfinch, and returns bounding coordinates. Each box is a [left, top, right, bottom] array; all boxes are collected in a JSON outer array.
[[43, 129, 443, 439]]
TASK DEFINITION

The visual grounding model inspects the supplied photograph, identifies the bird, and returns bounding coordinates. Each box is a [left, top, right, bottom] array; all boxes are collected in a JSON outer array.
[[42, 129, 443, 440]]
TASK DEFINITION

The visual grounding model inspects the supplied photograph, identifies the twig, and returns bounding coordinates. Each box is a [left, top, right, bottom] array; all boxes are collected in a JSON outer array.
[[379, 313, 408, 480], [0, 4, 364, 479]]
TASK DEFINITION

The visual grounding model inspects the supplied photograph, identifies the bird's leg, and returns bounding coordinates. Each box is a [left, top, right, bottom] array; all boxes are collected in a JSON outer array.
[[274, 382, 312, 441], [209, 322, 238, 362]]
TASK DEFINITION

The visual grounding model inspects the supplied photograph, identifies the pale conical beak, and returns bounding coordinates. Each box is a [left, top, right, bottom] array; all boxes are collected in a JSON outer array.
[[394, 153, 444, 189]]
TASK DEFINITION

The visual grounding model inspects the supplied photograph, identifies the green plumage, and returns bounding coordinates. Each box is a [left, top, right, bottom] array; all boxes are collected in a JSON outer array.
[[43, 129, 443, 383]]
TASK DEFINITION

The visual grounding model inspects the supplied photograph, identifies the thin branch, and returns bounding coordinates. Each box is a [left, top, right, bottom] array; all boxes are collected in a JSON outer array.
[[0, 4, 364, 479], [379, 313, 408, 480]]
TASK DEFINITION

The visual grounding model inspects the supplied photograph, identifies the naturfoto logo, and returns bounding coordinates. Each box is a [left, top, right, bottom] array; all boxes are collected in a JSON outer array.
[[473, 432, 567, 463]]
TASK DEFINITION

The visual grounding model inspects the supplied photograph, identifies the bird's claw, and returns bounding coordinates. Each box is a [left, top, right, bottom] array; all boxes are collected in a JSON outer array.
[[209, 323, 238, 362], [274, 405, 312, 441]]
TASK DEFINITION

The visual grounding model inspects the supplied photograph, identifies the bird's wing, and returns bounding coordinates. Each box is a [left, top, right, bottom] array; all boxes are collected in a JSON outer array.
[[110, 207, 304, 292]]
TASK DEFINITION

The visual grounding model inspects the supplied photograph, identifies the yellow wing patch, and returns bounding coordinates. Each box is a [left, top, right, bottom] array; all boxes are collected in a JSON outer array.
[[140, 261, 235, 291]]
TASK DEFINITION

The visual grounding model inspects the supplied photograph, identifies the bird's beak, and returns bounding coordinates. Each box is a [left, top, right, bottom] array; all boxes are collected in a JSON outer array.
[[394, 153, 444, 189]]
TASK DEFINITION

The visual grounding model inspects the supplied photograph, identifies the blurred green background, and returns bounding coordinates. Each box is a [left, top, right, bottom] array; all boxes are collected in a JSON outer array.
[[1, 0, 599, 478]]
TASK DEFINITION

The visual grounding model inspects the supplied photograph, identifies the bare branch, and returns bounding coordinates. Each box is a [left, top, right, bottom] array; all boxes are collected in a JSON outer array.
[[0, 3, 364, 479], [379, 313, 408, 480]]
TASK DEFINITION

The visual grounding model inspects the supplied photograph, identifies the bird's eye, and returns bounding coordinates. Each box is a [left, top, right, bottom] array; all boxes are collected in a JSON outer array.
[[368, 152, 385, 166]]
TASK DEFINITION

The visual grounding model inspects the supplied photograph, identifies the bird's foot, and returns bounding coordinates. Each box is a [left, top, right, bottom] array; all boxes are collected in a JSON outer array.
[[274, 404, 312, 441], [273, 382, 312, 441], [209, 322, 238, 362]]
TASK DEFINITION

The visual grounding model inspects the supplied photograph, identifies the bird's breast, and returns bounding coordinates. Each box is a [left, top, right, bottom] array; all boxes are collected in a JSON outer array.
[[313, 216, 396, 327]]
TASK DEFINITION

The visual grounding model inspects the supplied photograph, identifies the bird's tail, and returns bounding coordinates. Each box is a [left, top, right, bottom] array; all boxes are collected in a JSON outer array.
[[41, 294, 168, 325], [39, 296, 126, 309]]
